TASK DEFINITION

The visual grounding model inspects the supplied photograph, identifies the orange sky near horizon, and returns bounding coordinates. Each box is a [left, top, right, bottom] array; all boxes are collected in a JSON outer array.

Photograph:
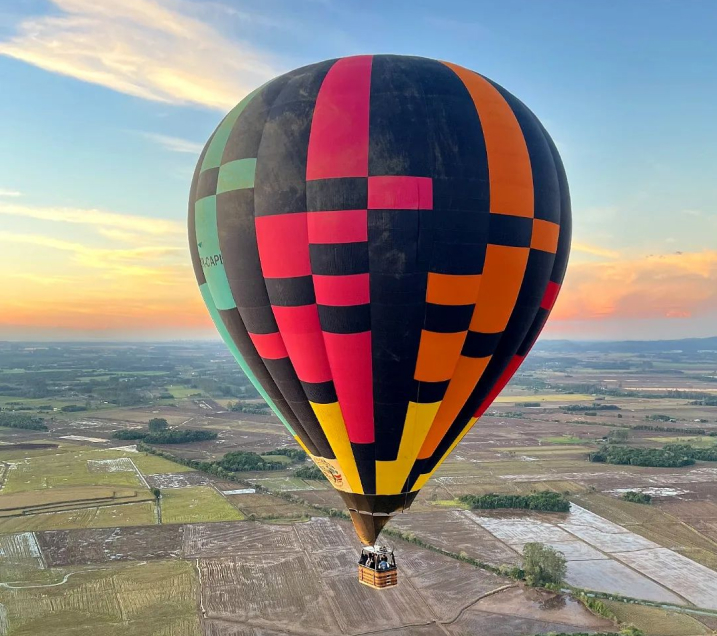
[[1, 203, 715, 341]]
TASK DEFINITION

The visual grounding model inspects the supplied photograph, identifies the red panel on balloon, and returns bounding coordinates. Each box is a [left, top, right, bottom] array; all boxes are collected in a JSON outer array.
[[313, 274, 370, 306], [541, 281, 561, 310], [307, 209, 367, 244], [255, 213, 310, 278], [323, 331, 374, 443], [474, 354, 525, 419], [368, 176, 433, 210], [248, 332, 288, 360], [272, 304, 332, 383], [306, 55, 373, 180]]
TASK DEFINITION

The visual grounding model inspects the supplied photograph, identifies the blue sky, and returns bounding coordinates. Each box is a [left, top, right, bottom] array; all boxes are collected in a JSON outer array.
[[0, 0, 715, 340]]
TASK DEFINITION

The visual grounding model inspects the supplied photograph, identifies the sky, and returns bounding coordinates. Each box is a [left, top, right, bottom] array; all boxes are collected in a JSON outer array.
[[0, 0, 715, 342]]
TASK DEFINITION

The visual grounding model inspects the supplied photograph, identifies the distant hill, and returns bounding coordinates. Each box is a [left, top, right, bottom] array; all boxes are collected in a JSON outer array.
[[535, 336, 717, 354]]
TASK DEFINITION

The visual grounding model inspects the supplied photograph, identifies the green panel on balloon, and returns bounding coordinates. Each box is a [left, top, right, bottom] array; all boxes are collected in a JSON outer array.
[[217, 158, 256, 193], [201, 88, 261, 172], [198, 283, 295, 436], [194, 195, 235, 311]]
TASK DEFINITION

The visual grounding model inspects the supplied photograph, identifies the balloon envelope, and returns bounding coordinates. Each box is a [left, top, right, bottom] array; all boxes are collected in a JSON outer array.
[[189, 55, 571, 544]]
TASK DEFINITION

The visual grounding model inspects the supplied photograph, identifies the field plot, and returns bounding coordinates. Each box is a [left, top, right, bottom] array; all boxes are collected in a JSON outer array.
[[0, 447, 144, 494], [146, 472, 211, 489], [183, 521, 297, 557], [190, 517, 605, 635], [249, 476, 327, 491], [0, 501, 157, 534], [227, 493, 314, 520], [87, 458, 135, 472], [0, 559, 200, 636], [465, 503, 717, 607], [161, 487, 244, 524], [390, 510, 521, 566], [603, 600, 712, 635], [0, 533, 44, 580], [38, 524, 184, 566]]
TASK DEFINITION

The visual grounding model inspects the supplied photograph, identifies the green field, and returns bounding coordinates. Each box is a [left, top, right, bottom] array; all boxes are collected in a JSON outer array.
[[160, 486, 244, 524], [260, 454, 293, 465], [0, 559, 200, 636], [0, 448, 144, 494], [602, 600, 710, 635], [0, 501, 157, 533], [166, 385, 203, 398], [540, 435, 585, 445], [129, 452, 194, 475]]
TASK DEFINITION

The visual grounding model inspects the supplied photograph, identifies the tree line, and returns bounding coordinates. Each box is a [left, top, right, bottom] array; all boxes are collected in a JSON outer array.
[[0, 412, 48, 431], [590, 445, 694, 467], [459, 490, 570, 512]]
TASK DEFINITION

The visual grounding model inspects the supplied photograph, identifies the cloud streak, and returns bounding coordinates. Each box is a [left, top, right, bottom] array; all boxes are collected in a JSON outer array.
[[0, 0, 279, 110], [140, 132, 204, 154], [0, 202, 183, 236], [553, 249, 717, 322]]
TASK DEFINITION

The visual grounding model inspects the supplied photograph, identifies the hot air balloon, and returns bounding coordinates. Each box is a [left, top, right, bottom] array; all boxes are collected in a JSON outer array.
[[189, 54, 571, 589]]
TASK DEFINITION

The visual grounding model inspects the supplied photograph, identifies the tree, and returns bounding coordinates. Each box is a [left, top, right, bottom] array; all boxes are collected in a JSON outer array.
[[148, 417, 169, 432], [522, 542, 567, 586], [152, 487, 161, 500], [608, 429, 629, 443]]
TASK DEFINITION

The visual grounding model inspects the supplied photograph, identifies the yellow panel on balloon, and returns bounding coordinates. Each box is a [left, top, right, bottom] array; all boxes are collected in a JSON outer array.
[[376, 401, 441, 495], [309, 401, 363, 494]]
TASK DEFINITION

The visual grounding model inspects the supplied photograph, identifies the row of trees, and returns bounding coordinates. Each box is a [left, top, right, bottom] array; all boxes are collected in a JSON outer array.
[[111, 417, 217, 444], [294, 465, 325, 480], [665, 443, 717, 462], [0, 412, 48, 431], [589, 446, 694, 467], [459, 490, 570, 512], [562, 404, 621, 412]]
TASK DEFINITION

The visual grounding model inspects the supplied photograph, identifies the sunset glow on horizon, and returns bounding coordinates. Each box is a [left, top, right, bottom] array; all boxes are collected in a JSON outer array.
[[1, 0, 716, 341]]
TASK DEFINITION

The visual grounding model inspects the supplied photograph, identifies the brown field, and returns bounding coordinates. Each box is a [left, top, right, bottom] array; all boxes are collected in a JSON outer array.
[[38, 524, 185, 566], [227, 492, 316, 520]]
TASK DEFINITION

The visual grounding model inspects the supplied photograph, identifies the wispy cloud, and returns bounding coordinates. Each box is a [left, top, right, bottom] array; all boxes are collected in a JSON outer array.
[[140, 132, 204, 154], [0, 189, 21, 197], [552, 249, 717, 322], [0, 0, 280, 110], [572, 242, 621, 259], [0, 202, 183, 236]]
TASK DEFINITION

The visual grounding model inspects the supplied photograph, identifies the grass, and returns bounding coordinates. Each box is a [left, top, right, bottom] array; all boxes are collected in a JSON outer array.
[[129, 452, 194, 475], [602, 600, 710, 635], [494, 393, 595, 403], [0, 559, 201, 636], [160, 486, 244, 524], [228, 492, 315, 520], [647, 436, 717, 447], [540, 435, 585, 445], [166, 385, 203, 398], [0, 448, 144, 494], [0, 501, 157, 533], [251, 476, 327, 491]]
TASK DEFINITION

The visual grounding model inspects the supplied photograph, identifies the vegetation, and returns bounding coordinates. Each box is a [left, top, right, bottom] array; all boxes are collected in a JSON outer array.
[[607, 429, 629, 443], [563, 403, 621, 412], [295, 464, 326, 480], [145, 429, 217, 444], [0, 411, 48, 430], [621, 491, 652, 504], [264, 447, 307, 462], [664, 443, 717, 462], [111, 429, 148, 440], [227, 400, 271, 414], [60, 404, 87, 412], [152, 487, 161, 500], [589, 445, 695, 467], [111, 426, 217, 444], [535, 632, 643, 636], [148, 417, 168, 432], [218, 450, 284, 472], [522, 542, 567, 586], [633, 424, 715, 435], [459, 490, 570, 512], [646, 414, 674, 422]]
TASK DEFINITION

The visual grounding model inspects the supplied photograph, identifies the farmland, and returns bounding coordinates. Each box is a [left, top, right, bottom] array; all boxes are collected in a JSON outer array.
[[2, 339, 717, 634]]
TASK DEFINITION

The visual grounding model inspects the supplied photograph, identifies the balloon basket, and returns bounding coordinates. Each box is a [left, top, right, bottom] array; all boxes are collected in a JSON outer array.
[[357, 545, 398, 589]]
